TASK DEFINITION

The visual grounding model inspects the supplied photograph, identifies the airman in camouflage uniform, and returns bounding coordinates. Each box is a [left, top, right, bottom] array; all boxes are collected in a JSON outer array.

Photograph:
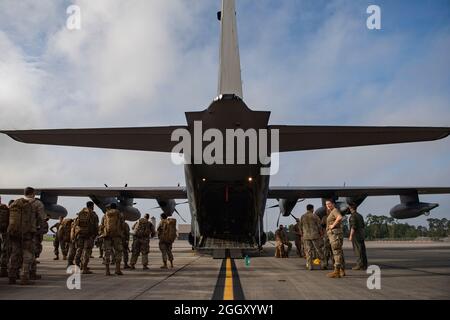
[[299, 204, 326, 270], [274, 225, 291, 258], [130, 214, 155, 270], [100, 203, 124, 275], [321, 213, 334, 269], [50, 216, 63, 260], [293, 218, 304, 258], [0, 196, 10, 277], [8, 187, 45, 285], [325, 200, 345, 278], [122, 221, 130, 269], [349, 205, 368, 270], [73, 202, 98, 274]]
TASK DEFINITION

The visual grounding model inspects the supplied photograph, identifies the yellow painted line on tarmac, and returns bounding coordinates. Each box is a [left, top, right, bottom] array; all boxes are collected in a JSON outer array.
[[223, 257, 234, 300]]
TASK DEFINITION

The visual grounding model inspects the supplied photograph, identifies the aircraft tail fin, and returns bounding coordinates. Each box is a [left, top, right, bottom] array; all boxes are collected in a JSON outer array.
[[218, 0, 243, 99]]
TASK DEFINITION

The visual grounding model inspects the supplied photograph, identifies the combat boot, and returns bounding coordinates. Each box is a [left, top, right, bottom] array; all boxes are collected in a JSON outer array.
[[82, 263, 93, 274], [20, 275, 34, 285], [115, 262, 123, 276], [124, 263, 131, 269], [0, 268, 8, 277], [143, 265, 149, 270], [169, 260, 174, 268], [160, 262, 168, 269], [62, 255, 67, 260], [352, 265, 362, 270], [29, 272, 42, 280], [326, 268, 341, 278], [339, 266, 346, 277], [105, 264, 111, 276], [53, 255, 59, 260], [130, 264, 135, 270]]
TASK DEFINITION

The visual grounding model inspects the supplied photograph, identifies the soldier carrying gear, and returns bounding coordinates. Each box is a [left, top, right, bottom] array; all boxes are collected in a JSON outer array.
[[50, 217, 63, 260], [130, 213, 155, 270], [349, 204, 368, 270], [299, 204, 326, 270], [157, 213, 176, 269], [275, 225, 292, 258], [122, 221, 130, 269], [0, 196, 10, 278], [73, 201, 98, 274], [325, 200, 346, 278], [100, 203, 125, 276], [293, 218, 304, 258], [7, 187, 44, 285]]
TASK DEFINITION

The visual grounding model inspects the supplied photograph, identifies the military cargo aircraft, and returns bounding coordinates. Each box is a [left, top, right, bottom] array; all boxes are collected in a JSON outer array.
[[1, 0, 450, 249]]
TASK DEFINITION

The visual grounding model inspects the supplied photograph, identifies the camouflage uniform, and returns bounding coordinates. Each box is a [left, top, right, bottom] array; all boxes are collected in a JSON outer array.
[[274, 227, 291, 258], [299, 211, 325, 269], [8, 197, 44, 284], [67, 221, 78, 266], [321, 215, 333, 268], [293, 222, 304, 257], [130, 218, 155, 268], [326, 208, 345, 271], [50, 221, 61, 257], [122, 222, 130, 267], [350, 211, 368, 269], [73, 208, 98, 273], [100, 209, 124, 275], [0, 203, 10, 276], [157, 219, 174, 267]]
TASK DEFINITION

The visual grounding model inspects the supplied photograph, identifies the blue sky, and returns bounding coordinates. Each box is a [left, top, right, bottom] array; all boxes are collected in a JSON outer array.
[[0, 0, 449, 230]]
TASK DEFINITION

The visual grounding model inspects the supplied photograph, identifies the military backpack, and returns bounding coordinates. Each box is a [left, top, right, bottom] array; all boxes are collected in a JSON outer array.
[[7, 198, 36, 237], [104, 209, 121, 237], [135, 218, 150, 238], [76, 208, 91, 237], [0, 204, 9, 233], [160, 218, 177, 243], [58, 218, 73, 241]]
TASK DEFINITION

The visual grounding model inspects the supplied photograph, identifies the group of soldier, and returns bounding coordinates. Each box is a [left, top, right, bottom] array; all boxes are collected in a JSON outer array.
[[0, 187, 178, 285], [275, 199, 368, 278]]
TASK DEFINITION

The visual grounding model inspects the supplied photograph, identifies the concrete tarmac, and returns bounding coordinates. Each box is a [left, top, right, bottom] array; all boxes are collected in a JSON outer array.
[[0, 240, 449, 300]]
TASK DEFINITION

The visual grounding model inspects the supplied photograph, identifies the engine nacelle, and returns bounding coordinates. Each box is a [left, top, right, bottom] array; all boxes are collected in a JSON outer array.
[[44, 204, 68, 220], [390, 194, 438, 219], [157, 199, 176, 217], [279, 199, 299, 217], [40, 193, 67, 219], [120, 205, 141, 221]]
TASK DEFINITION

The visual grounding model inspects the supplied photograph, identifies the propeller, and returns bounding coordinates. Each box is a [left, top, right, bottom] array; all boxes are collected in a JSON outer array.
[[174, 208, 187, 223]]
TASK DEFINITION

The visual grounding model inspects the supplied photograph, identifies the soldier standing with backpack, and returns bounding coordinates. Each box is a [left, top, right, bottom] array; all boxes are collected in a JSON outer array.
[[0, 196, 10, 278], [100, 203, 124, 276], [7, 187, 45, 285], [130, 213, 155, 270], [73, 201, 98, 274], [157, 213, 176, 269]]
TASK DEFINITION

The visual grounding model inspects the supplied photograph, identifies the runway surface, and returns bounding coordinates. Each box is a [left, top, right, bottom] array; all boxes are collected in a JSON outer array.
[[0, 240, 449, 300]]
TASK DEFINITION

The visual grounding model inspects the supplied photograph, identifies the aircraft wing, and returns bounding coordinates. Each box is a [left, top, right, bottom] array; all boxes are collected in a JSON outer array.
[[1, 126, 187, 152], [268, 186, 450, 199], [0, 187, 187, 199], [269, 125, 450, 152]]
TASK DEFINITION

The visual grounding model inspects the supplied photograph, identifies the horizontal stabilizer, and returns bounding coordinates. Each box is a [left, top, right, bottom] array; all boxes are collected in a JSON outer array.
[[1, 126, 187, 152], [269, 125, 450, 152]]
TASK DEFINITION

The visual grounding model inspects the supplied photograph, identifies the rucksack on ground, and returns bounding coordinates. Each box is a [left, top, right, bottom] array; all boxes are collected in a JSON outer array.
[[0, 204, 9, 233], [160, 218, 177, 243], [7, 198, 36, 237], [104, 209, 121, 237], [135, 218, 150, 238]]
